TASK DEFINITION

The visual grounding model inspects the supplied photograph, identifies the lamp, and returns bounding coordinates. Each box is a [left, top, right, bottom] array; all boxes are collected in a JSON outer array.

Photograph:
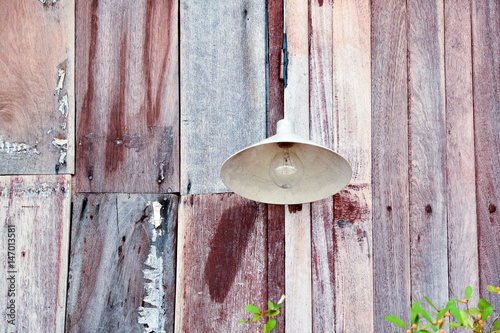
[[220, 118, 352, 204]]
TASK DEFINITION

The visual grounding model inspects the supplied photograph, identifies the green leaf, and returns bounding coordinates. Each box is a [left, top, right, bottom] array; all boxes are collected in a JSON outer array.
[[448, 323, 461, 328], [461, 310, 473, 328], [411, 302, 421, 325], [419, 307, 433, 323], [420, 324, 431, 329], [264, 319, 276, 333], [423, 297, 438, 311], [266, 310, 280, 317], [268, 301, 274, 310], [416, 331, 430, 333], [384, 316, 408, 327], [238, 320, 248, 323], [245, 304, 261, 314], [483, 306, 493, 320], [469, 308, 481, 315], [253, 314, 261, 322], [478, 298, 491, 311], [274, 303, 283, 310], [493, 321, 500, 331], [465, 286, 472, 300], [487, 285, 499, 293], [449, 305, 463, 325]]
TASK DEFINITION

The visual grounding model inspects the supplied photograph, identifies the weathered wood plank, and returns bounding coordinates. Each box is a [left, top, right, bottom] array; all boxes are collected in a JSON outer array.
[[267, 204, 285, 333], [445, 0, 479, 303], [330, 0, 373, 331], [66, 194, 178, 332], [371, 0, 410, 330], [284, 0, 311, 330], [267, 0, 285, 137], [0, 1, 74, 174], [75, 0, 179, 193], [0, 175, 71, 332], [180, 0, 267, 194], [408, 0, 448, 305], [175, 193, 268, 332], [472, 0, 500, 308]]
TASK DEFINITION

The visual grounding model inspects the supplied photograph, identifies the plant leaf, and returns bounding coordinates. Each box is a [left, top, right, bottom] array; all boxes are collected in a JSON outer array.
[[245, 304, 261, 314], [238, 320, 248, 323], [493, 321, 500, 331], [268, 301, 274, 310], [478, 298, 491, 311], [264, 319, 276, 333], [411, 302, 421, 325], [448, 323, 461, 328], [487, 285, 499, 293], [483, 306, 493, 320], [274, 303, 283, 310], [266, 310, 280, 317], [419, 307, 433, 323], [465, 286, 472, 300], [385, 316, 408, 327], [449, 305, 463, 325], [423, 297, 438, 311], [421, 324, 431, 329], [469, 308, 480, 315], [253, 313, 261, 322]]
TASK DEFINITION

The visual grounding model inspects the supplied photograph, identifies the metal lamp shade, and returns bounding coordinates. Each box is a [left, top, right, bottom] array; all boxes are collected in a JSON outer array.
[[220, 119, 352, 205]]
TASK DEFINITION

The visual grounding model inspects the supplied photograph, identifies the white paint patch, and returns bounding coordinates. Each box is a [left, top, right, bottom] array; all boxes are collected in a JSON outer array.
[[39, 0, 58, 4], [153, 201, 162, 229], [0, 139, 40, 159], [137, 207, 165, 333], [1, 182, 63, 198], [58, 94, 69, 116], [52, 138, 68, 165], [157, 162, 165, 184], [55, 69, 65, 94]]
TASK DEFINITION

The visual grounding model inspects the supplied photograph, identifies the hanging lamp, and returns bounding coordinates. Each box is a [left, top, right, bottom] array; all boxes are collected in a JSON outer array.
[[220, 118, 351, 205]]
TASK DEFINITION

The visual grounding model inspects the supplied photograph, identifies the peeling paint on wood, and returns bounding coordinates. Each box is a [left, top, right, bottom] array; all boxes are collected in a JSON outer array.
[[0, 140, 40, 158], [66, 194, 178, 333]]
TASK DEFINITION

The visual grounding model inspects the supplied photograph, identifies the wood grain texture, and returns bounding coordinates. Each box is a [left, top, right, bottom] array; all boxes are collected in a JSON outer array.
[[267, 0, 285, 137], [267, 204, 285, 333], [408, 0, 448, 305], [66, 193, 178, 333], [75, 0, 179, 193], [331, 0, 373, 331], [284, 0, 312, 330], [180, 0, 267, 195], [472, 0, 500, 308], [371, 0, 410, 330], [0, 175, 71, 332], [175, 193, 268, 332], [0, 1, 74, 174], [445, 0, 479, 303]]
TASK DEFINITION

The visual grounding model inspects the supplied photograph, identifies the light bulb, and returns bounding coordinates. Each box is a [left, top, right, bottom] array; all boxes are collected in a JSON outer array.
[[269, 146, 304, 189]]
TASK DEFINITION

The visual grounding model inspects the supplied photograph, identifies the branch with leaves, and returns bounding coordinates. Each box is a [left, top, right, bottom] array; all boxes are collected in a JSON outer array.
[[238, 295, 285, 333], [385, 285, 500, 332]]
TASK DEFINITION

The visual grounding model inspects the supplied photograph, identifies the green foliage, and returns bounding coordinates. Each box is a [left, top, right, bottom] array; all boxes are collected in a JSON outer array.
[[385, 285, 500, 332], [238, 295, 285, 333]]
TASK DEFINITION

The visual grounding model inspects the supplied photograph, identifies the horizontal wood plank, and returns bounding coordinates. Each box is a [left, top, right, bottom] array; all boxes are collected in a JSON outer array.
[[75, 0, 179, 193], [66, 193, 178, 332], [175, 193, 268, 332], [0, 1, 75, 174], [0, 175, 71, 332], [180, 0, 267, 194]]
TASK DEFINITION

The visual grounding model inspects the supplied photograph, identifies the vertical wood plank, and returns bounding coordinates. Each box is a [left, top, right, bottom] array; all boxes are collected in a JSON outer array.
[[472, 0, 500, 308], [175, 193, 268, 332], [445, 0, 479, 302], [267, 0, 285, 137], [331, 0, 372, 331], [0, 2, 74, 174], [75, 0, 179, 193], [284, 0, 311, 331], [0, 175, 71, 332], [180, 0, 267, 195], [66, 194, 178, 332], [408, 0, 448, 305], [371, 0, 410, 330]]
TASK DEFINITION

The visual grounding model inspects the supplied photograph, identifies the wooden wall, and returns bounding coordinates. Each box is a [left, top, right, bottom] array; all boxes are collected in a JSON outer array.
[[0, 0, 499, 332]]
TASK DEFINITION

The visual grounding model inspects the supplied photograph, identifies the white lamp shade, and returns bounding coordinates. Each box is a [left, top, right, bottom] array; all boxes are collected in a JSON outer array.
[[220, 119, 352, 204]]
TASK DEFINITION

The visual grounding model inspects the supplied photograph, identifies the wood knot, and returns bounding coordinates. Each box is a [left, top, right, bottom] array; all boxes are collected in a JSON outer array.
[[386, 206, 392, 212], [489, 204, 497, 213], [425, 205, 432, 214]]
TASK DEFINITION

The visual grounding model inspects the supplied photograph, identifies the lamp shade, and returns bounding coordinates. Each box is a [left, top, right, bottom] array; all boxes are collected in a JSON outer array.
[[220, 119, 352, 204]]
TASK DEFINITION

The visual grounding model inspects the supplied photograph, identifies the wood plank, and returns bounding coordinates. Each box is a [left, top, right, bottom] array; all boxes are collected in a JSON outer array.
[[445, 0, 479, 303], [267, 0, 285, 137], [408, 0, 448, 305], [284, 0, 311, 330], [180, 0, 267, 195], [472, 0, 500, 309], [175, 193, 268, 332], [328, 0, 373, 331], [371, 0, 410, 330], [267, 204, 285, 333], [0, 1, 74, 174], [75, 0, 179, 193], [66, 193, 178, 332], [0, 175, 71, 332]]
